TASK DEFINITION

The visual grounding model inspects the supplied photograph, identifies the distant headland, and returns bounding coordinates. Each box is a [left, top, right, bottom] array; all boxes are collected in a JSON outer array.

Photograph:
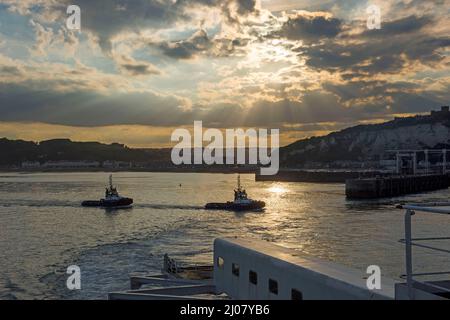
[[1, 106, 449, 176]]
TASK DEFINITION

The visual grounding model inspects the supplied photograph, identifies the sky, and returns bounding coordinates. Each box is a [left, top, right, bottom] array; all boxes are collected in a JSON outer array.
[[0, 0, 449, 147]]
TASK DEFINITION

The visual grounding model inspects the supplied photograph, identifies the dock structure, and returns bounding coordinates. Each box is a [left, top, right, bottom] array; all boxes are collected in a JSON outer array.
[[255, 169, 379, 183], [386, 149, 449, 175], [346, 149, 450, 199], [346, 174, 450, 199]]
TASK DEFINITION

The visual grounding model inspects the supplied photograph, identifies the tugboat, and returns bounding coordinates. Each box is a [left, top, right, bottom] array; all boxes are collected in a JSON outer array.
[[82, 175, 133, 208], [205, 175, 265, 211]]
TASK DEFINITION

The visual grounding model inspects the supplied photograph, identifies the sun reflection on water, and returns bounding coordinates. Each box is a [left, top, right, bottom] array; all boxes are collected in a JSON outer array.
[[268, 185, 288, 194]]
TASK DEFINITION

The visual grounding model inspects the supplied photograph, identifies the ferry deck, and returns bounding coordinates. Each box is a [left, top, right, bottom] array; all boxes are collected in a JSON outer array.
[[109, 202, 450, 300]]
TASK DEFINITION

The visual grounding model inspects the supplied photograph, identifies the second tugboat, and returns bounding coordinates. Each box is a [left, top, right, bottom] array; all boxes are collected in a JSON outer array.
[[205, 175, 265, 211], [82, 175, 133, 208]]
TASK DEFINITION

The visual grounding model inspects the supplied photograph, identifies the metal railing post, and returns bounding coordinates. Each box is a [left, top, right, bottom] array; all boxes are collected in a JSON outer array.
[[405, 209, 415, 299]]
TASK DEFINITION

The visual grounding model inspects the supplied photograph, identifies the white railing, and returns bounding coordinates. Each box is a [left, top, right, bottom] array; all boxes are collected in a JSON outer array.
[[399, 203, 450, 299]]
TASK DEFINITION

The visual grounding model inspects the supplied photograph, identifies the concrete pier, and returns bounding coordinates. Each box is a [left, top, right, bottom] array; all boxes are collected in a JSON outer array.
[[255, 170, 382, 183], [346, 174, 450, 199]]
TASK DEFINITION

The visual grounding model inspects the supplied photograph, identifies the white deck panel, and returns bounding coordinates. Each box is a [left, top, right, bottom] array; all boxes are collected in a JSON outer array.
[[214, 238, 397, 300]]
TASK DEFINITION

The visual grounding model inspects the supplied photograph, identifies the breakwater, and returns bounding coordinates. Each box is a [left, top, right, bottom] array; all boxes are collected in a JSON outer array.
[[345, 174, 450, 199], [255, 170, 384, 183]]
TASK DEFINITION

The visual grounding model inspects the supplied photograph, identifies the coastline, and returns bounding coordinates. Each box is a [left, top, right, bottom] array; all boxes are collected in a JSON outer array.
[[0, 167, 257, 174], [0, 167, 388, 183]]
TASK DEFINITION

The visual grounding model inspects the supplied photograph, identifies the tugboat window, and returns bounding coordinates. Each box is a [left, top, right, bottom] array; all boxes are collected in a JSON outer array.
[[249, 270, 257, 285], [232, 263, 240, 277], [291, 289, 303, 300], [269, 279, 278, 295], [217, 257, 224, 269]]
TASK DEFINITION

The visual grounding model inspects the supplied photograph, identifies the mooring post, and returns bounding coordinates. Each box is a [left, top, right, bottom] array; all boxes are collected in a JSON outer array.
[[405, 209, 415, 299]]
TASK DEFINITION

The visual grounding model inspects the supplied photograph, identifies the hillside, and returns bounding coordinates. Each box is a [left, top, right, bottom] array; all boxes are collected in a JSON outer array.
[[1, 107, 449, 169], [0, 138, 171, 167], [281, 107, 450, 167]]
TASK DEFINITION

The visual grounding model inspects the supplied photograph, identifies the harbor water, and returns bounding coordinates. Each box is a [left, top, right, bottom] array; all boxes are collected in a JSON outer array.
[[0, 172, 449, 299]]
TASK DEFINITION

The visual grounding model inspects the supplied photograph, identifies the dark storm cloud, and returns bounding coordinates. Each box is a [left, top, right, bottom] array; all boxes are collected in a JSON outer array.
[[298, 14, 450, 77], [239, 83, 449, 128], [361, 15, 433, 38], [243, 91, 370, 126], [0, 78, 448, 130], [303, 32, 450, 76], [272, 12, 342, 42], [390, 0, 449, 15], [0, 82, 193, 127], [322, 80, 449, 116], [201, 92, 388, 127], [0, 80, 352, 127], [322, 80, 420, 103]]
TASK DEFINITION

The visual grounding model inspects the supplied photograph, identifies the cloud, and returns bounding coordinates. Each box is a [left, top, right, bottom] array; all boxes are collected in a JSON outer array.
[[153, 28, 251, 60], [302, 15, 450, 76], [0, 0, 449, 148], [0, 0, 260, 52], [156, 29, 212, 60], [272, 11, 342, 43], [29, 19, 54, 56], [119, 62, 160, 76], [322, 79, 449, 115], [236, 0, 258, 15], [0, 72, 448, 142], [114, 54, 160, 76], [361, 14, 433, 38], [0, 65, 22, 76], [0, 81, 194, 126]]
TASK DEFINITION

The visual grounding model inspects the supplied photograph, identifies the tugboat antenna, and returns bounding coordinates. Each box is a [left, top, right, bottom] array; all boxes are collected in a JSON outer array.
[[237, 174, 241, 190]]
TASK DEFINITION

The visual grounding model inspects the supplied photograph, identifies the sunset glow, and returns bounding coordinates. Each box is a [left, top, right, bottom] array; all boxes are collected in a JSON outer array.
[[0, 0, 448, 147]]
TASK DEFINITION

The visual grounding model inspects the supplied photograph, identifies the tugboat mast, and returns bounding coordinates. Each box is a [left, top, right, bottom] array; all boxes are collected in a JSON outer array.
[[109, 174, 113, 189]]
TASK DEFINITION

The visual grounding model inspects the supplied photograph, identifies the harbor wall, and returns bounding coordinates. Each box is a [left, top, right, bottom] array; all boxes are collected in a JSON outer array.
[[345, 174, 450, 199], [255, 170, 384, 183]]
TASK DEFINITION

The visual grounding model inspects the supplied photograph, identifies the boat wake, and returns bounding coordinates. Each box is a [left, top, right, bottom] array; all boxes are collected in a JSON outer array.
[[0, 199, 80, 208], [38, 216, 211, 299], [136, 204, 205, 210], [0, 200, 204, 211]]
